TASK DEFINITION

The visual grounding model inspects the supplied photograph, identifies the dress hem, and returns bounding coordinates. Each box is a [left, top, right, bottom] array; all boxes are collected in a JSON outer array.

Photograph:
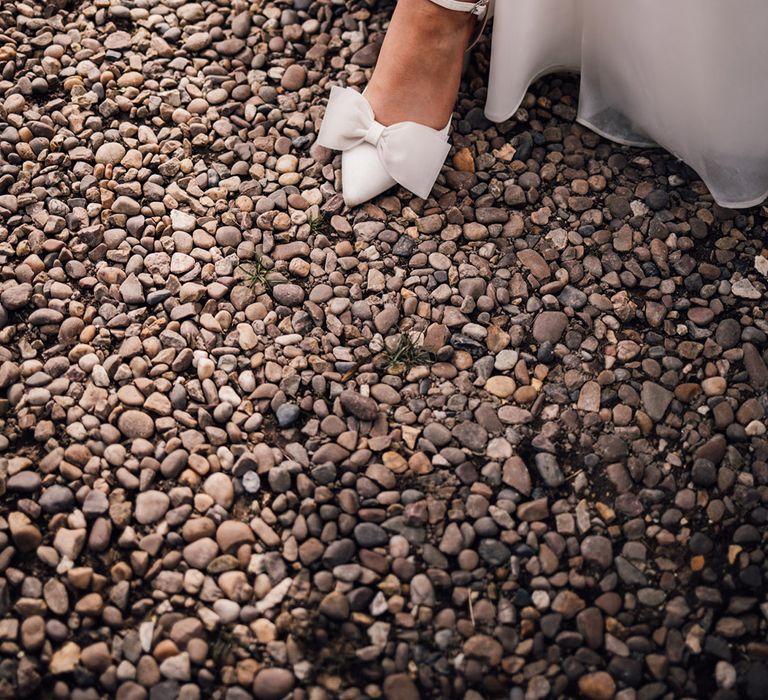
[[578, 116, 768, 209], [482, 69, 766, 210], [483, 64, 579, 124]]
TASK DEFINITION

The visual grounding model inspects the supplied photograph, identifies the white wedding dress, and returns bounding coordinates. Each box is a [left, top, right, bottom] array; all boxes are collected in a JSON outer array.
[[485, 0, 768, 208]]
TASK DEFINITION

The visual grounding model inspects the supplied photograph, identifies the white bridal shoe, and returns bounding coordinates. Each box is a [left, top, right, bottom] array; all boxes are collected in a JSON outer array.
[[316, 0, 492, 207]]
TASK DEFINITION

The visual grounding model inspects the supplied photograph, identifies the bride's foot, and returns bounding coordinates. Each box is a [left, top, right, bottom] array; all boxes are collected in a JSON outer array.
[[315, 0, 489, 205], [365, 0, 477, 130]]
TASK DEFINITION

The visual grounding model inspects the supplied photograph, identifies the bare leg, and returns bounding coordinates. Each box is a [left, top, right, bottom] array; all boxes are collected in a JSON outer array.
[[364, 0, 478, 130]]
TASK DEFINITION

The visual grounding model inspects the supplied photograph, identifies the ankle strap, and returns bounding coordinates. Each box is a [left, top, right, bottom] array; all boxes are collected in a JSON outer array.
[[429, 0, 490, 19]]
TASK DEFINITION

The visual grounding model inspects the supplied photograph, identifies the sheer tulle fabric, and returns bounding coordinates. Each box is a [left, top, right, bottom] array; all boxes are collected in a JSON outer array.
[[485, 0, 768, 208]]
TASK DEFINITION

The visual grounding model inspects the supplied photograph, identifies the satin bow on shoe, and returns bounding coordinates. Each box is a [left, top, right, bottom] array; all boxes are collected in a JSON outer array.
[[316, 86, 451, 201]]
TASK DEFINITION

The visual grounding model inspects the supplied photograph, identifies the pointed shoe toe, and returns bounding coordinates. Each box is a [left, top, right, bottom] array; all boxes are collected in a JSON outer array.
[[341, 142, 397, 207]]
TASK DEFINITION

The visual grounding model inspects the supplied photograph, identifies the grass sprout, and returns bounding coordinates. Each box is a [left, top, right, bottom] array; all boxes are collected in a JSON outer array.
[[238, 257, 287, 289], [382, 333, 433, 373], [308, 214, 329, 234]]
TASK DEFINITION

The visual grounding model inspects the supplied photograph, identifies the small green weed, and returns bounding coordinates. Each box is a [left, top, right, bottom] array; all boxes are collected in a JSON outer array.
[[308, 214, 328, 234], [238, 257, 286, 289], [211, 627, 236, 664], [382, 333, 433, 373]]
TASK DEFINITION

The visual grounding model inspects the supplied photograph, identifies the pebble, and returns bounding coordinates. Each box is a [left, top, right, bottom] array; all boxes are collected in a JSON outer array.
[[118, 410, 154, 438], [641, 381, 673, 422], [253, 668, 295, 700], [340, 390, 378, 420], [281, 65, 306, 90], [578, 671, 616, 700], [532, 311, 568, 343], [581, 535, 613, 568], [95, 142, 126, 165]]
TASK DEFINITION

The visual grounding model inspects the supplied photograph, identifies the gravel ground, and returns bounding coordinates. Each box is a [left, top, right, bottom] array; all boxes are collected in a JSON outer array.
[[1, 1, 768, 699]]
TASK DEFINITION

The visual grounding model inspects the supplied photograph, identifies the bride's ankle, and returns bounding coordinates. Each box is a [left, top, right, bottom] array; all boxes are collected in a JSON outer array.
[[365, 0, 476, 128], [399, 0, 478, 37]]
